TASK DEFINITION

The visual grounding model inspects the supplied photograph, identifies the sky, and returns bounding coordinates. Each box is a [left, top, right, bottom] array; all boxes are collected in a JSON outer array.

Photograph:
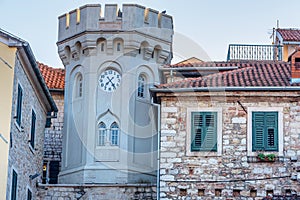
[[1, 0, 300, 68]]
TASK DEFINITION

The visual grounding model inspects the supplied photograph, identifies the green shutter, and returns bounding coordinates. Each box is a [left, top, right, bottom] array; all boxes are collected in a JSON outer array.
[[253, 112, 278, 151], [30, 110, 36, 148], [191, 112, 217, 152], [11, 170, 17, 200], [16, 84, 23, 125]]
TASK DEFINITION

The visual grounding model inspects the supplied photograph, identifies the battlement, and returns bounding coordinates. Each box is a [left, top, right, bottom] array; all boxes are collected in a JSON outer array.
[[58, 4, 173, 42]]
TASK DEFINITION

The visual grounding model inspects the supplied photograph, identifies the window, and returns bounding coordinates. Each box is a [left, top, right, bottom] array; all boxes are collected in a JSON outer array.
[[98, 122, 106, 146], [16, 84, 23, 126], [252, 112, 278, 151], [97, 121, 119, 146], [110, 122, 119, 146], [27, 189, 32, 200], [77, 74, 83, 97], [30, 110, 36, 148], [117, 43, 121, 51], [11, 170, 17, 200], [101, 43, 105, 52], [138, 74, 146, 98], [191, 112, 217, 152]]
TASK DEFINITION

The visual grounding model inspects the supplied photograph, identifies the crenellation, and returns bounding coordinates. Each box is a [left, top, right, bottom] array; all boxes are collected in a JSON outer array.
[[104, 4, 118, 22]]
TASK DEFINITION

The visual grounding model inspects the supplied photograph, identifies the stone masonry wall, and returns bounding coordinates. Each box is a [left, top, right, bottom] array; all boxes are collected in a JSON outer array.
[[37, 184, 157, 200], [44, 92, 64, 162], [159, 92, 300, 199], [6, 56, 47, 199]]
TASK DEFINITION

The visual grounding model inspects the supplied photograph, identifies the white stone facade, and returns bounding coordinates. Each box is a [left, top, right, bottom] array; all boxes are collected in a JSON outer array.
[[158, 91, 300, 199], [57, 4, 173, 184]]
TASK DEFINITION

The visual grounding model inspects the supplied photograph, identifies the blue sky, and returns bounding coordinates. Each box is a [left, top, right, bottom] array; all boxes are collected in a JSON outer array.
[[1, 0, 300, 67]]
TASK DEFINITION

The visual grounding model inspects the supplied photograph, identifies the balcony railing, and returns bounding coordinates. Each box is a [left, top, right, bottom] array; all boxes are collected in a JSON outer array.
[[227, 44, 283, 61]]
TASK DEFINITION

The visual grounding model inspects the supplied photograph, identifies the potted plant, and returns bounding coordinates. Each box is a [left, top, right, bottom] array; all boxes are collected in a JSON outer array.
[[257, 153, 275, 162]]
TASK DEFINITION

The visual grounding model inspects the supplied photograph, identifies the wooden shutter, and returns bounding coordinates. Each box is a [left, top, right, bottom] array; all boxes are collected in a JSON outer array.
[[253, 112, 278, 151], [16, 84, 23, 125], [265, 112, 278, 151], [30, 110, 36, 148], [11, 170, 17, 200], [191, 112, 217, 152], [27, 189, 32, 200]]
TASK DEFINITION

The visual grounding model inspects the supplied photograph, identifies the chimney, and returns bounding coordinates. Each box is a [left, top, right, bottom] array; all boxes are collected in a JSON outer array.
[[290, 47, 300, 83]]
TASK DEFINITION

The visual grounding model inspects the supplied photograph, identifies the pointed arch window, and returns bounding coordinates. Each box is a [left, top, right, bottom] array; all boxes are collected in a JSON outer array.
[[138, 74, 146, 98], [111, 122, 119, 146], [98, 122, 106, 146]]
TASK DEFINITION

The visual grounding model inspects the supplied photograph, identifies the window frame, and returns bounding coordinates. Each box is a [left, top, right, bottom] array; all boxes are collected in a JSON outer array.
[[110, 122, 119, 146], [186, 107, 222, 156], [98, 122, 106, 146], [247, 107, 283, 156]]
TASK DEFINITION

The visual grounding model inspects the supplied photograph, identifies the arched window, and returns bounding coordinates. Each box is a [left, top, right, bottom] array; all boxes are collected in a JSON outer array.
[[98, 122, 106, 146], [76, 74, 83, 97], [138, 74, 146, 98], [110, 122, 119, 146]]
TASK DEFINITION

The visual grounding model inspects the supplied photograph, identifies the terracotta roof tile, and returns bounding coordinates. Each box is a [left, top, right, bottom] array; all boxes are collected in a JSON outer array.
[[165, 60, 255, 68], [277, 29, 300, 42], [38, 62, 65, 90], [157, 61, 300, 89]]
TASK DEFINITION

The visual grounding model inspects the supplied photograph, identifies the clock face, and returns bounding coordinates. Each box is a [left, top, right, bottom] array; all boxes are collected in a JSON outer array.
[[99, 69, 121, 92]]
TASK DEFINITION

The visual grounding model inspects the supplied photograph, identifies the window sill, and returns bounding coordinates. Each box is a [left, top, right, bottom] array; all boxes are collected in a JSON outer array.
[[186, 151, 221, 157], [14, 121, 23, 132]]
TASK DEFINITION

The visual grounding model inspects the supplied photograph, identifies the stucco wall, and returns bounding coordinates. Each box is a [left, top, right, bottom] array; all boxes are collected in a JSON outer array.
[[158, 91, 300, 199], [0, 42, 16, 199]]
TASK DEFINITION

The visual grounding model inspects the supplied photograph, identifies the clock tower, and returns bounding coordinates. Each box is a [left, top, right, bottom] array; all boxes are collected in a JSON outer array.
[[57, 4, 173, 183]]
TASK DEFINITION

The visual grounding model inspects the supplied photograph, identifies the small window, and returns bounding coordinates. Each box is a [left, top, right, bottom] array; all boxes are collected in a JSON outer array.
[[215, 189, 222, 197], [76, 74, 83, 97], [252, 112, 278, 151], [138, 75, 146, 98], [27, 189, 32, 200], [117, 43, 121, 52], [16, 84, 23, 126], [233, 190, 241, 197], [111, 122, 119, 146], [198, 189, 205, 196], [191, 112, 217, 152], [98, 122, 106, 146], [11, 170, 17, 200], [30, 110, 36, 148], [101, 43, 105, 52], [179, 189, 187, 196]]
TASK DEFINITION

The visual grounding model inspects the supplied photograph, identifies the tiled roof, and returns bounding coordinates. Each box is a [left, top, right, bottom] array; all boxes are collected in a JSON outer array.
[[277, 29, 300, 42], [157, 61, 300, 89], [38, 62, 65, 90], [166, 60, 247, 68]]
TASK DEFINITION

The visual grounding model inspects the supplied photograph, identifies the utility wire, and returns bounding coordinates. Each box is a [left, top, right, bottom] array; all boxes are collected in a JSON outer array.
[[0, 56, 13, 69]]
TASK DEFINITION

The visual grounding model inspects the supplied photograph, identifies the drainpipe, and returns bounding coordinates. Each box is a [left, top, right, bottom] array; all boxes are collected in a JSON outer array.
[[151, 100, 161, 200]]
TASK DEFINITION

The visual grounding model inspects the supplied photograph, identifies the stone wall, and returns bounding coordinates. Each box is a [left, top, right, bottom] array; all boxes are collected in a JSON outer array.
[[158, 91, 300, 199], [44, 92, 64, 162], [6, 56, 47, 199], [37, 184, 157, 200]]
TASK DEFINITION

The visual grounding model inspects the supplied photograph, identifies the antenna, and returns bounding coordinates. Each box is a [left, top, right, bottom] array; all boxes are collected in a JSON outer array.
[[277, 19, 279, 29]]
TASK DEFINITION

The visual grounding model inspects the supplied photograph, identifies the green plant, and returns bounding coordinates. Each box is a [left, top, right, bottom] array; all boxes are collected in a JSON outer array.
[[266, 154, 275, 161], [257, 153, 275, 161]]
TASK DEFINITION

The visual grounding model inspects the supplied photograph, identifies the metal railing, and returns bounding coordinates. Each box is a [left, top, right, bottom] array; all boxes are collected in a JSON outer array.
[[227, 44, 283, 61]]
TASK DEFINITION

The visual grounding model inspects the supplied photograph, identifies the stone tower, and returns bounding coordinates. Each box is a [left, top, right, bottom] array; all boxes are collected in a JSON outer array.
[[57, 4, 173, 184]]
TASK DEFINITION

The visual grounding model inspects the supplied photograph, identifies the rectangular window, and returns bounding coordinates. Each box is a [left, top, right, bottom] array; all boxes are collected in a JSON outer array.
[[11, 170, 17, 200], [16, 84, 23, 126], [27, 189, 32, 200], [30, 110, 36, 148], [191, 112, 217, 152], [252, 112, 278, 151]]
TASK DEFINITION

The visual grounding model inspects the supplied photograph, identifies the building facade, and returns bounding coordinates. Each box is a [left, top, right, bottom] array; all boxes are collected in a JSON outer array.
[[152, 52, 300, 199], [0, 29, 17, 199], [0, 29, 58, 200], [56, 4, 173, 184], [38, 62, 65, 184]]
